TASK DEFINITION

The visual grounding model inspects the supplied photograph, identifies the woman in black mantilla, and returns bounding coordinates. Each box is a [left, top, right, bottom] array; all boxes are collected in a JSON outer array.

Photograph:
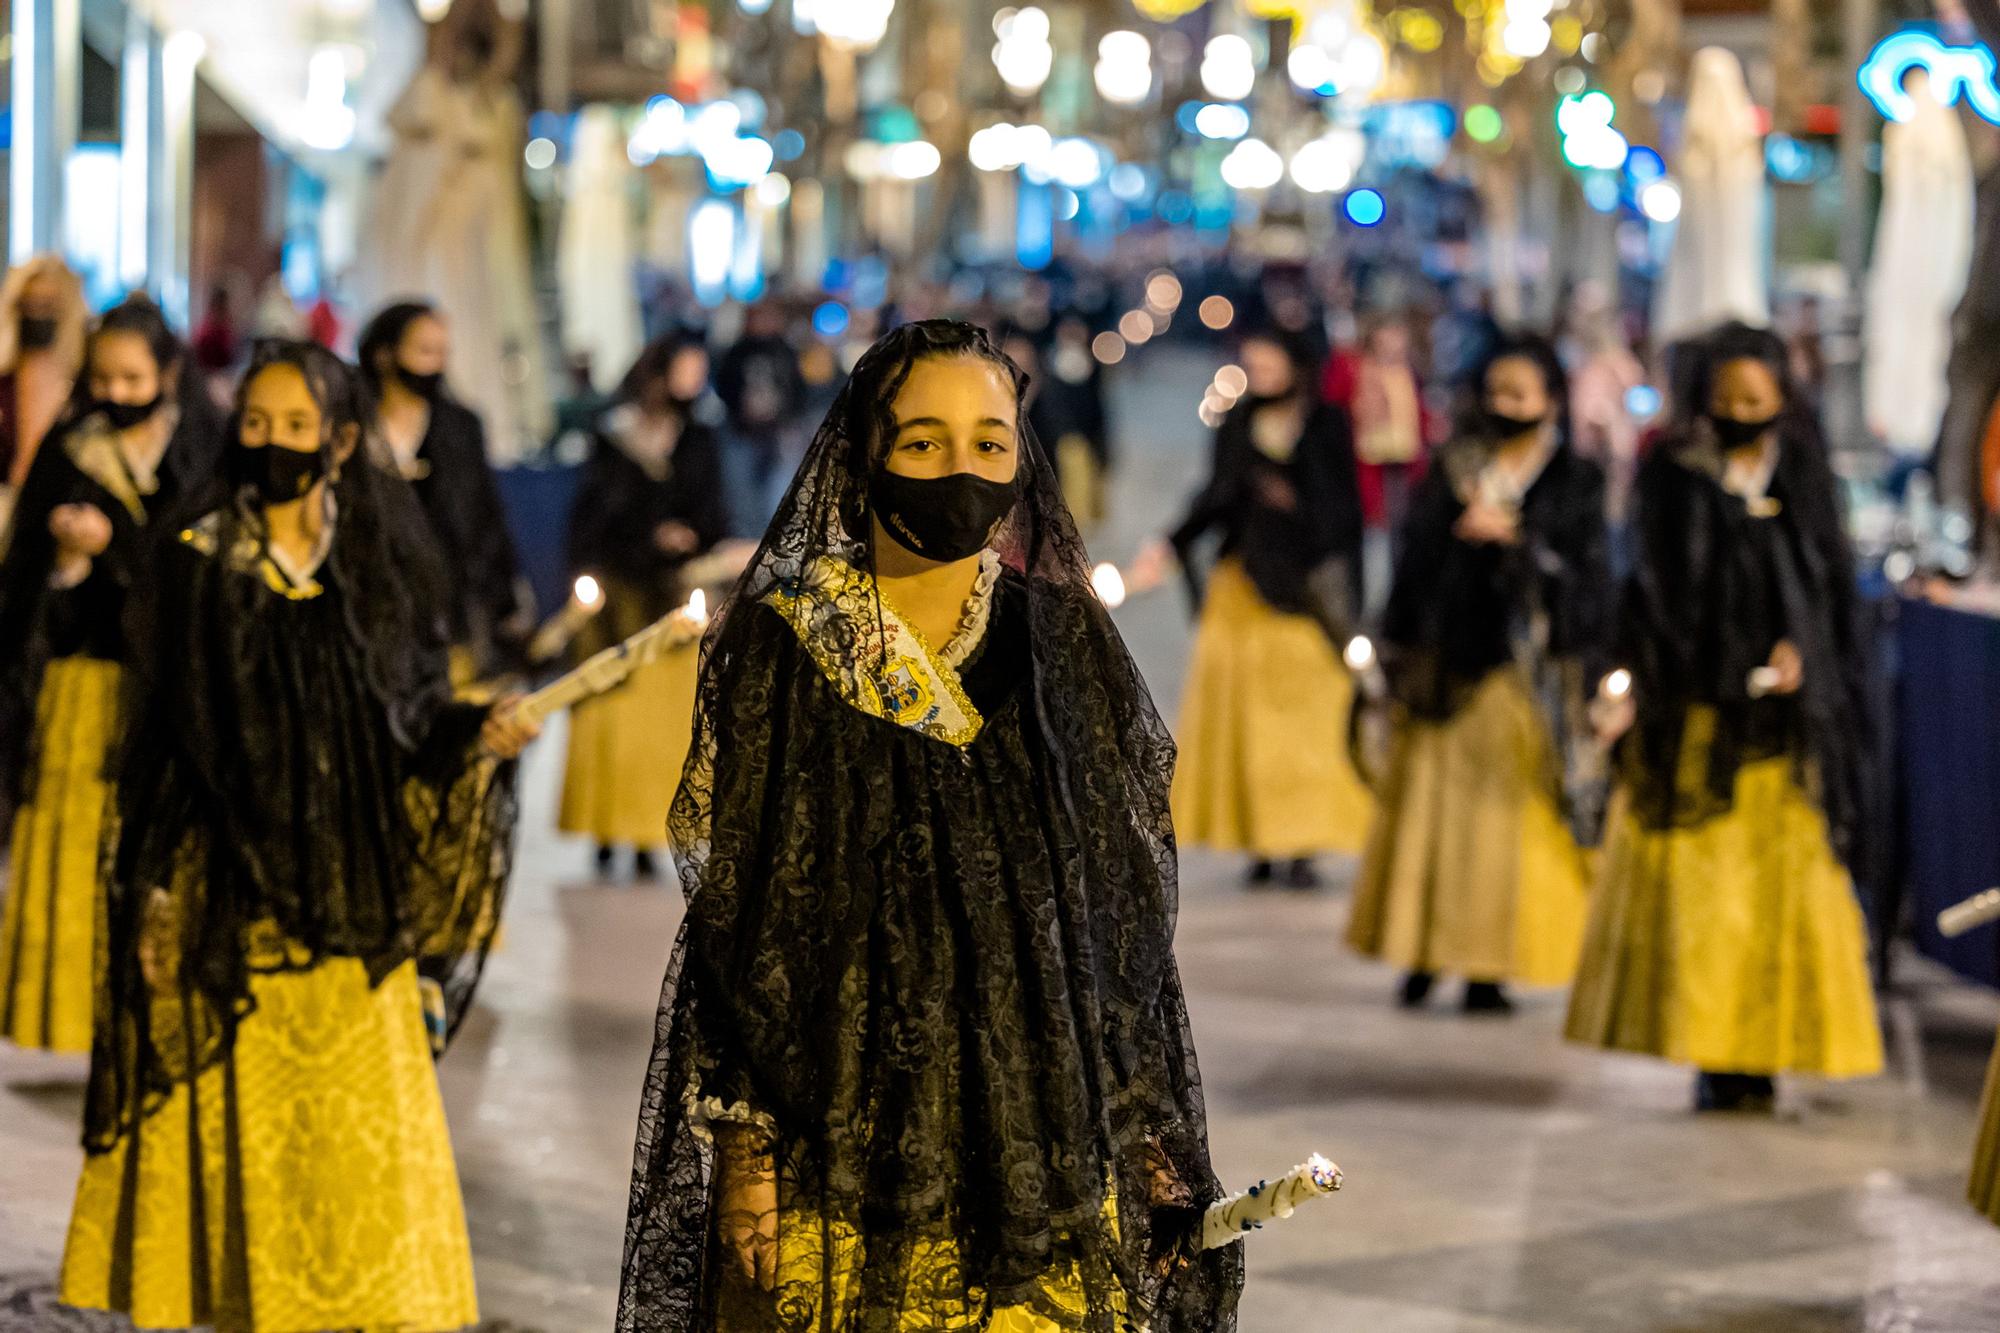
[[1566, 322, 1882, 1111], [0, 297, 224, 1054], [619, 320, 1240, 1332], [560, 332, 731, 879], [1347, 334, 1610, 1013], [359, 300, 532, 685], [1151, 328, 1370, 890], [59, 342, 534, 1330]]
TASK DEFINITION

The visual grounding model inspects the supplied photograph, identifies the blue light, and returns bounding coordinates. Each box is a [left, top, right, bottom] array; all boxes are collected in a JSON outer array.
[[1176, 101, 1205, 134], [812, 301, 850, 338], [1860, 29, 2000, 124], [774, 128, 806, 161], [1624, 384, 1663, 419], [1766, 134, 1819, 183], [1582, 170, 1621, 213], [1054, 187, 1081, 221], [1625, 145, 1666, 182], [1158, 189, 1195, 225], [1343, 188, 1386, 227]]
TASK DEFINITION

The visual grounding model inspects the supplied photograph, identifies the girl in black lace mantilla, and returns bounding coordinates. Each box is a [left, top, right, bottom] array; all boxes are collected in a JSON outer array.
[[619, 320, 1241, 1332]]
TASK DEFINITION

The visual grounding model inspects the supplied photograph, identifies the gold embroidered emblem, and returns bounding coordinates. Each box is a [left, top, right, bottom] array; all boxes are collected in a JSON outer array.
[[878, 657, 935, 725]]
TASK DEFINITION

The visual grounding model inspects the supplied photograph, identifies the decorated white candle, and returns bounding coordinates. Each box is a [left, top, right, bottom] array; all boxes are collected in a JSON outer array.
[[1200, 1153, 1344, 1251]]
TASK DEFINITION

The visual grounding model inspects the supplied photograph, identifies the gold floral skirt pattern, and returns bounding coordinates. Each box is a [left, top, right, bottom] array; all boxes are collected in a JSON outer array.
[[1971, 1038, 2000, 1223], [1346, 671, 1591, 987], [1565, 747, 1883, 1079], [559, 641, 699, 848], [0, 656, 123, 1053], [714, 1200, 1126, 1332], [61, 959, 478, 1333], [1171, 559, 1372, 859]]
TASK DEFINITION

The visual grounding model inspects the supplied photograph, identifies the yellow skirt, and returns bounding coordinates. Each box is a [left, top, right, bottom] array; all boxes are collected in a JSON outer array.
[[1346, 671, 1591, 987], [1974, 1037, 2000, 1224], [717, 1199, 1125, 1332], [0, 656, 123, 1053], [558, 642, 699, 848], [61, 959, 478, 1333], [1171, 559, 1373, 859], [1564, 749, 1884, 1078], [1057, 435, 1107, 528]]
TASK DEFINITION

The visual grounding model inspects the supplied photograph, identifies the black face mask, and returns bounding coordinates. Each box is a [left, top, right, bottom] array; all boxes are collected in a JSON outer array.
[[870, 469, 1018, 564], [398, 367, 445, 402], [1709, 412, 1779, 450], [1484, 408, 1545, 440], [96, 395, 163, 432], [229, 441, 329, 504], [18, 316, 58, 350]]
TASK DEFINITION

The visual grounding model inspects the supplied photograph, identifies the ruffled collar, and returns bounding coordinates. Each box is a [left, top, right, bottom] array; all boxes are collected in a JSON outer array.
[[939, 549, 1003, 668]]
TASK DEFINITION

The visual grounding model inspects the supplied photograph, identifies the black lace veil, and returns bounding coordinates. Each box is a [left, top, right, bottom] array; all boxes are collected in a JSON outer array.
[[82, 341, 515, 1150], [619, 320, 1240, 1331]]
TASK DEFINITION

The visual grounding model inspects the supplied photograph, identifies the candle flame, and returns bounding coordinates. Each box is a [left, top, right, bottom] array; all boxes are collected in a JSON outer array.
[[574, 575, 603, 609], [1091, 562, 1128, 609], [1343, 635, 1375, 673], [1603, 667, 1632, 700], [686, 588, 709, 624]]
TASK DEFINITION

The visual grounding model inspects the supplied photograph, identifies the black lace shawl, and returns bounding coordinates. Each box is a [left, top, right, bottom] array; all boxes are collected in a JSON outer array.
[[619, 321, 1240, 1333], [1168, 396, 1363, 616], [80, 450, 517, 1152], [1380, 436, 1614, 837], [1619, 421, 1871, 866], [0, 405, 223, 827]]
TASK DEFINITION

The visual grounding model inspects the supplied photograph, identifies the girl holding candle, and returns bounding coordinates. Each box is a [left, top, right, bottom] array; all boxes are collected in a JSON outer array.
[[59, 342, 533, 1329], [1155, 328, 1370, 890], [560, 333, 730, 880], [1346, 334, 1612, 1013], [1565, 322, 1882, 1111], [0, 297, 224, 1054], [618, 320, 1240, 1331]]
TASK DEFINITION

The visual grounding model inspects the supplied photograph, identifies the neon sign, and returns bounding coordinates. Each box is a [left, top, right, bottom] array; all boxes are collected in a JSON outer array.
[[1858, 30, 2000, 124]]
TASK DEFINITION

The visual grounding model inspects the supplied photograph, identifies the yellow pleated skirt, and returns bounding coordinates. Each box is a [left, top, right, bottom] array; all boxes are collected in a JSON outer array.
[[0, 655, 123, 1053], [1346, 670, 1591, 987], [1564, 737, 1884, 1078], [1172, 559, 1373, 859], [558, 640, 699, 849], [1973, 1038, 2000, 1224], [61, 959, 478, 1333]]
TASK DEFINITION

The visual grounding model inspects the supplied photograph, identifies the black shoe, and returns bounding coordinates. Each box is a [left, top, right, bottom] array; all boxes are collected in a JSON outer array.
[[1284, 858, 1321, 891], [1462, 982, 1514, 1016], [1695, 1072, 1777, 1113], [594, 844, 616, 877], [1246, 860, 1276, 888], [633, 850, 661, 882], [1398, 971, 1436, 1009]]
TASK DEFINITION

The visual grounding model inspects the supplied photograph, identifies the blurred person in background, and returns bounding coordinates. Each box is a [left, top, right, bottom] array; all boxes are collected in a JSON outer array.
[[715, 301, 807, 536], [1567, 322, 1882, 1112], [0, 255, 89, 500], [1324, 313, 1440, 612], [192, 284, 243, 406], [1148, 328, 1370, 890], [1003, 316, 1112, 530], [1347, 334, 1610, 1014], [560, 334, 730, 881], [0, 297, 225, 1055], [1564, 283, 1648, 532], [360, 301, 532, 687]]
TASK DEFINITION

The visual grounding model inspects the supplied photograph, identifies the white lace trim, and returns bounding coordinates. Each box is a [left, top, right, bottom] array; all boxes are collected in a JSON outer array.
[[940, 549, 1003, 668], [682, 1090, 778, 1147]]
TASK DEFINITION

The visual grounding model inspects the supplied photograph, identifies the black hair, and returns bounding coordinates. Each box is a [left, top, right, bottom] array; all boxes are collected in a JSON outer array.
[[840, 319, 1027, 474], [617, 331, 708, 405], [1687, 320, 1791, 420], [1465, 330, 1573, 444], [355, 300, 439, 392]]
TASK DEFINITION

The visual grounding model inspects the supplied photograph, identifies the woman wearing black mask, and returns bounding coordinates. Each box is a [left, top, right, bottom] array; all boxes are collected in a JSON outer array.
[[358, 300, 531, 685], [560, 333, 729, 880], [1347, 335, 1610, 1014], [59, 341, 533, 1329], [0, 297, 223, 1053], [1145, 328, 1369, 891], [1567, 322, 1881, 1112], [617, 320, 1240, 1332]]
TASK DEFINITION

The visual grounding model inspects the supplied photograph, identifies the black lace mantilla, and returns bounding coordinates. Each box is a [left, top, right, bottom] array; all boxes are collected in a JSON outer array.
[[619, 321, 1241, 1332]]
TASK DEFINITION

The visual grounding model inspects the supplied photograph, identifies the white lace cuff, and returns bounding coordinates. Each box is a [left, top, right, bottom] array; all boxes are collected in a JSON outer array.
[[683, 1092, 778, 1147]]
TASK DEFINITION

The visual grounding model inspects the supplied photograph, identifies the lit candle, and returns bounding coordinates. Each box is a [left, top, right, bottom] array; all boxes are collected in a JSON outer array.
[[1343, 635, 1376, 674], [1602, 667, 1632, 700], [1091, 562, 1128, 609], [527, 574, 609, 664]]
